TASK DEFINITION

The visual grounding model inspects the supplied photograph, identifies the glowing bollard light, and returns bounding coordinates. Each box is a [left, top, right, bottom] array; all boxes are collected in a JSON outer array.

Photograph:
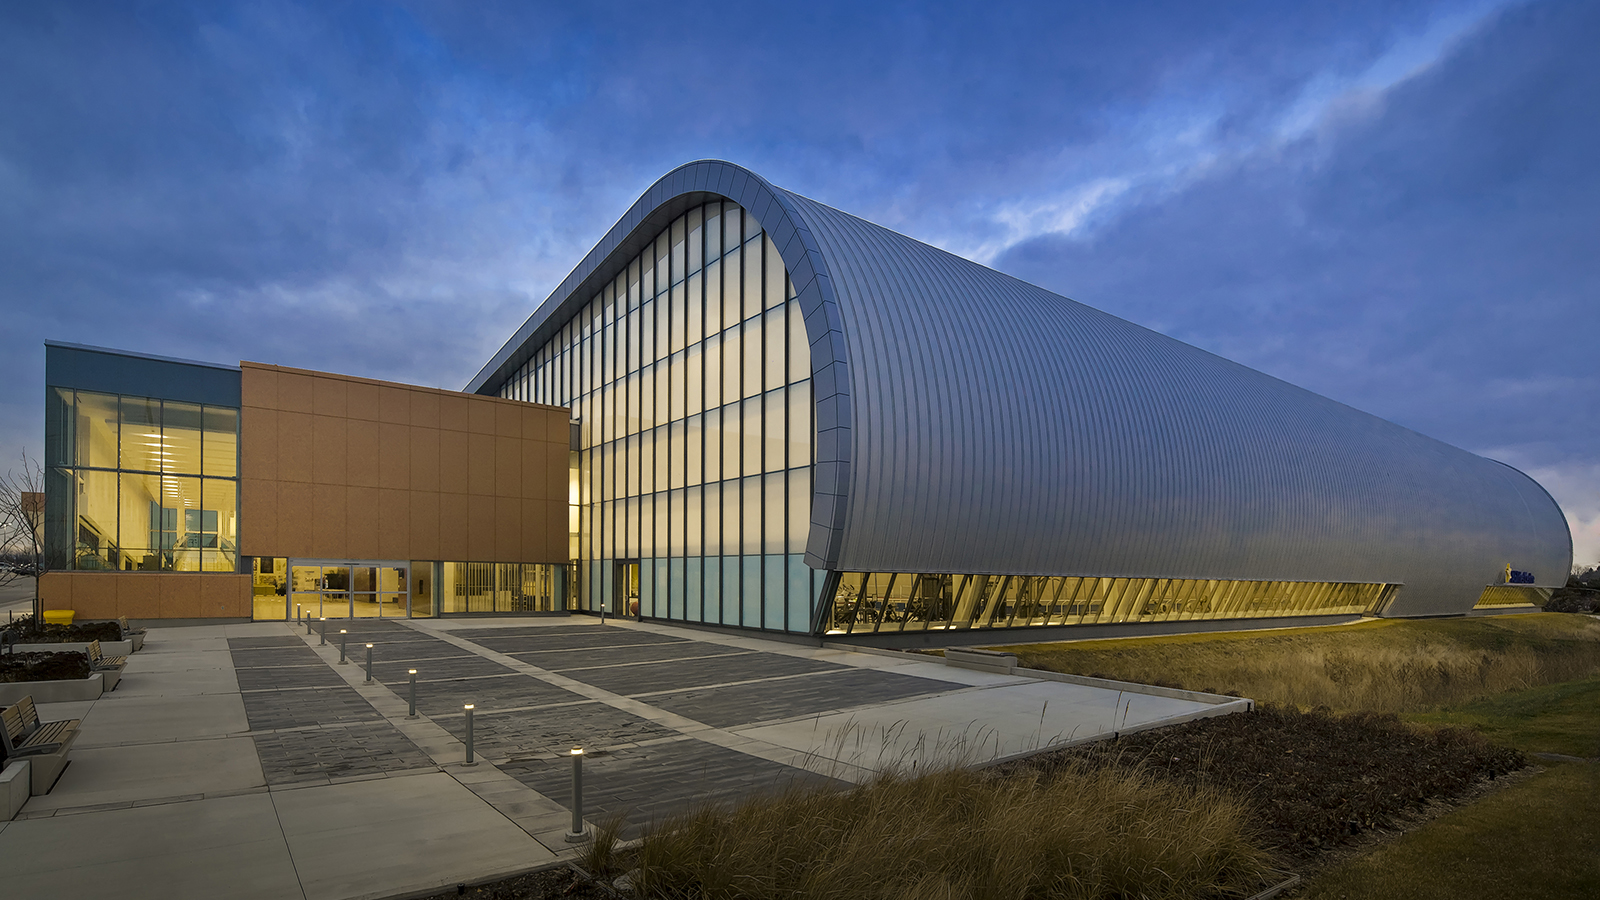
[[565, 747, 589, 842], [319, 617, 327, 645], [364, 643, 374, 683], [463, 704, 477, 765], [407, 669, 418, 718], [339, 629, 349, 664]]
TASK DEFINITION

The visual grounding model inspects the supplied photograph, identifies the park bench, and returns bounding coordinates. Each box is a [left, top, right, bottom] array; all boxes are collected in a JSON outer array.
[[116, 616, 147, 652], [85, 639, 125, 691], [1, 695, 80, 795]]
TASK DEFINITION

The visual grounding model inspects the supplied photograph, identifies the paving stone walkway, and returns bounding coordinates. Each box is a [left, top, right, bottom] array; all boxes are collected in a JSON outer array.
[[2, 614, 1248, 899], [232, 630, 436, 786], [296, 620, 863, 835]]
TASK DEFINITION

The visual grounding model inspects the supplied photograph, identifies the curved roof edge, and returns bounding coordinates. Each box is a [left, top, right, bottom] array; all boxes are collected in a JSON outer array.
[[464, 160, 855, 568], [1491, 457, 1576, 575]]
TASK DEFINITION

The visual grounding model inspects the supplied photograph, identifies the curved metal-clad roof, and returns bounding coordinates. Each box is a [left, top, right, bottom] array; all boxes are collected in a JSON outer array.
[[779, 189, 1570, 615], [470, 160, 1571, 617]]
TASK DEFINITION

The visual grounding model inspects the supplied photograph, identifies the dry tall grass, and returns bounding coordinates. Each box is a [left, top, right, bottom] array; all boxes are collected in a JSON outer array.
[[1001, 614, 1600, 713], [630, 763, 1276, 900]]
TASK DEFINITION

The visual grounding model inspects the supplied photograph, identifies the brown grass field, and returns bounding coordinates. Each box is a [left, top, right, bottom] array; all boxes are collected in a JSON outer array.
[[625, 764, 1278, 900], [993, 613, 1600, 713]]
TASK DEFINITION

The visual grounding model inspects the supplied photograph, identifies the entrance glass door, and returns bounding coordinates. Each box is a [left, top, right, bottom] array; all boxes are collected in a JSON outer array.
[[352, 565, 379, 618], [617, 560, 640, 619], [288, 559, 409, 619], [319, 565, 350, 619], [352, 564, 408, 618], [290, 563, 348, 620]]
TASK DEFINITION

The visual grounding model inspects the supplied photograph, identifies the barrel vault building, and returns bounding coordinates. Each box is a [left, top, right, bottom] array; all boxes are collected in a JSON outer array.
[[42, 160, 1571, 642]]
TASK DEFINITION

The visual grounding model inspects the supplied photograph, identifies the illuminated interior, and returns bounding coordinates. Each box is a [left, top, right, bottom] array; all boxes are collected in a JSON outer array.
[[48, 388, 238, 572], [500, 200, 821, 631], [1472, 585, 1551, 608], [823, 572, 1396, 634]]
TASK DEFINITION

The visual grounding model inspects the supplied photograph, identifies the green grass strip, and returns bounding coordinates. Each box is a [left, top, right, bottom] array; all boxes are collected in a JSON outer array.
[[1299, 761, 1600, 900]]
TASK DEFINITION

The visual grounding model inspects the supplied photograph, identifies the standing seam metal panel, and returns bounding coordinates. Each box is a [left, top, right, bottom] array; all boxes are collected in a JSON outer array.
[[774, 187, 1569, 615]]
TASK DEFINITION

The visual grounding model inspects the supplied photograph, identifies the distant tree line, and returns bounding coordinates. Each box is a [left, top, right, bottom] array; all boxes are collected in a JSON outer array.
[[1545, 562, 1600, 614]]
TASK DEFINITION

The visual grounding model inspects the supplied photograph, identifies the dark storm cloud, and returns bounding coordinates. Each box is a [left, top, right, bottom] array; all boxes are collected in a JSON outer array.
[[1, 0, 1593, 555], [0, 0, 1442, 416]]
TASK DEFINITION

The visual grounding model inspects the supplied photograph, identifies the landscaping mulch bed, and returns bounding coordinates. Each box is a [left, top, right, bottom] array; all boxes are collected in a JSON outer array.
[[1015, 705, 1527, 862], [391, 709, 1528, 899], [0, 650, 93, 683], [411, 865, 613, 900]]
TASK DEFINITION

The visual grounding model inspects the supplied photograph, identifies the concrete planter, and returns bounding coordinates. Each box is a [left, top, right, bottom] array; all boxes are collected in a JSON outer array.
[[0, 673, 104, 705], [2, 759, 29, 820], [9, 639, 135, 656], [944, 647, 1020, 673]]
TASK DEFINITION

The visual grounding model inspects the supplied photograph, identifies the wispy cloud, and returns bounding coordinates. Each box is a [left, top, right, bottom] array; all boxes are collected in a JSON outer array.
[[960, 177, 1131, 263], [931, 0, 1521, 268], [1273, 0, 1519, 143]]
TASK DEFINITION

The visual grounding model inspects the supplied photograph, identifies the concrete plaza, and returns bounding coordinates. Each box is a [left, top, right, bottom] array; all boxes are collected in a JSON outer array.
[[1, 615, 1244, 900]]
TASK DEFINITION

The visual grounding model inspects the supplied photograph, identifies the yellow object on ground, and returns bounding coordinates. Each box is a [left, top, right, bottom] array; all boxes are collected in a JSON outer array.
[[42, 610, 75, 625]]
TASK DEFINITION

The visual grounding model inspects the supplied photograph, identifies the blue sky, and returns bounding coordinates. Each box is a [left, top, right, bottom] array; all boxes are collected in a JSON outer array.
[[3, 0, 1595, 566]]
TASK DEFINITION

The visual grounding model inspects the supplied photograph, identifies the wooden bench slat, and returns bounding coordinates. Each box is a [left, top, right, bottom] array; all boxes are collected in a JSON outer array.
[[86, 640, 125, 669], [2, 704, 26, 746], [1, 695, 82, 759], [30, 721, 76, 744]]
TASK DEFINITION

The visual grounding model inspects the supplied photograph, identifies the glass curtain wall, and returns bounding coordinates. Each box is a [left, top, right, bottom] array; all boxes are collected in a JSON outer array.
[[1473, 585, 1551, 608], [825, 572, 1395, 635], [497, 201, 819, 632], [44, 388, 239, 573], [441, 562, 569, 613]]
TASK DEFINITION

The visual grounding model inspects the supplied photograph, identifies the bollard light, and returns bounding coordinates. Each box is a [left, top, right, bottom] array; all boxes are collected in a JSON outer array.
[[364, 643, 374, 683], [407, 669, 418, 718], [306, 610, 314, 634], [319, 617, 327, 645], [339, 629, 348, 664], [564, 747, 589, 842], [463, 704, 476, 765]]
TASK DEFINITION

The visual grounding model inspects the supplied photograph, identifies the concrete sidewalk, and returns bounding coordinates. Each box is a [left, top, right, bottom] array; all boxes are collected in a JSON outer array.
[[0, 616, 1246, 900], [1, 622, 557, 900]]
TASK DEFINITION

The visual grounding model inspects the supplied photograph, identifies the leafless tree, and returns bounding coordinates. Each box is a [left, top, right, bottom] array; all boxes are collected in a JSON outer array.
[[0, 451, 46, 621]]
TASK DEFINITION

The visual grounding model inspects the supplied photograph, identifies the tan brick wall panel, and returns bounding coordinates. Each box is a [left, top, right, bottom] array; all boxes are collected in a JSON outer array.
[[238, 362, 568, 564], [40, 572, 251, 620]]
